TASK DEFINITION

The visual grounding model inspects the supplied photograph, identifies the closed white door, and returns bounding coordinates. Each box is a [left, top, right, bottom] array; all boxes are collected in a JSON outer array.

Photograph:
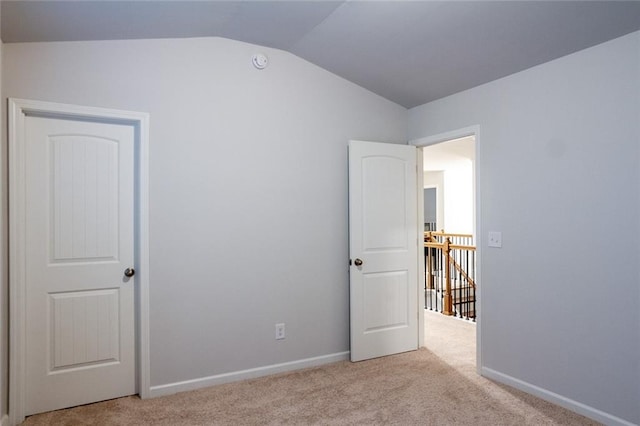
[[24, 115, 136, 415], [348, 140, 419, 362]]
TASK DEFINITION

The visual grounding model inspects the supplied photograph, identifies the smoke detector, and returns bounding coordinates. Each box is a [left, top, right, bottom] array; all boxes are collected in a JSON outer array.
[[252, 53, 269, 70]]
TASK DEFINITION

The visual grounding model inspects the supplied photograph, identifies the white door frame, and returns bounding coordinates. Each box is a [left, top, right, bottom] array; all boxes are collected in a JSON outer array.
[[8, 98, 151, 424], [409, 125, 482, 374], [416, 147, 425, 348]]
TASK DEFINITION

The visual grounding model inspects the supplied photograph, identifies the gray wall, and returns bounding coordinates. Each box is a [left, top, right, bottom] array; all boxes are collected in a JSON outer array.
[[423, 188, 436, 228], [409, 31, 640, 424], [3, 29, 638, 425], [1, 37, 407, 389], [423, 170, 444, 231], [0, 5, 6, 420]]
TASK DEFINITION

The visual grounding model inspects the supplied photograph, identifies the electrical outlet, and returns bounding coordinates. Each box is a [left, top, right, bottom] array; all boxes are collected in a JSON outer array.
[[275, 323, 285, 340]]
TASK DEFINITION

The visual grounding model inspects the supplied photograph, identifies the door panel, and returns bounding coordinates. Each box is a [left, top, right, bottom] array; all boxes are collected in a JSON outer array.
[[51, 135, 119, 261], [25, 116, 135, 415], [362, 156, 408, 251], [349, 140, 418, 362], [49, 289, 120, 371], [363, 271, 409, 331]]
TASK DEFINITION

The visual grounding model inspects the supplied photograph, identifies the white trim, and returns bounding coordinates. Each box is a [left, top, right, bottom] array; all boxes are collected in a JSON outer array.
[[409, 125, 482, 374], [8, 98, 151, 424], [409, 125, 479, 148], [149, 351, 350, 398], [416, 147, 425, 348], [8, 99, 27, 426], [136, 108, 152, 400], [482, 367, 636, 426]]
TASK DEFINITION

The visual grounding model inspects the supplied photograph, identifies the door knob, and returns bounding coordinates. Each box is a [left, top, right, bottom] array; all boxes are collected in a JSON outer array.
[[124, 267, 135, 278], [354, 258, 363, 266]]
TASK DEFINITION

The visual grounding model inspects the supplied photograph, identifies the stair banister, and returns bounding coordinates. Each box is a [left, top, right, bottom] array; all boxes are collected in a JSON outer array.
[[443, 237, 453, 316]]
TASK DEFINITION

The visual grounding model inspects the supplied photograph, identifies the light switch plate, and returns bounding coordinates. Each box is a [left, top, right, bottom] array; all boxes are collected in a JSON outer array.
[[488, 231, 502, 248]]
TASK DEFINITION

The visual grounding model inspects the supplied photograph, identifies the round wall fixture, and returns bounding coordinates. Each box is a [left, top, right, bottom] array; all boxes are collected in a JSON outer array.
[[252, 53, 269, 70]]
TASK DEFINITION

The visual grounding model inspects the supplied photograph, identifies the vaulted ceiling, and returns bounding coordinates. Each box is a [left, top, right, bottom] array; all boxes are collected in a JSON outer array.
[[3, 1, 640, 108]]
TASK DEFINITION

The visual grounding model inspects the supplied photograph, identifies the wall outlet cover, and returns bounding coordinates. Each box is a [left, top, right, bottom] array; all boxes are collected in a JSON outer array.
[[275, 323, 285, 340]]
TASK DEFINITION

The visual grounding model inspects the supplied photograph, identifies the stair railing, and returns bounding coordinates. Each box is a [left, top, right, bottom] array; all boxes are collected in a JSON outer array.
[[424, 231, 476, 321]]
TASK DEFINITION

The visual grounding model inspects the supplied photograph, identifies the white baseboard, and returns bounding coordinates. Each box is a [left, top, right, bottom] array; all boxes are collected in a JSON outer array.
[[481, 367, 636, 426], [1, 414, 9, 426], [149, 351, 350, 398]]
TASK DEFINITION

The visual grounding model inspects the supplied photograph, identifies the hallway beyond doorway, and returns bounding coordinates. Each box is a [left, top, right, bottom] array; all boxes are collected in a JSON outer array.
[[424, 309, 475, 374]]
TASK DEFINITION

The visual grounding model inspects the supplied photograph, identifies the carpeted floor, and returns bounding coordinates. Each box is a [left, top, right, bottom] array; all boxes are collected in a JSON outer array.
[[23, 311, 600, 425]]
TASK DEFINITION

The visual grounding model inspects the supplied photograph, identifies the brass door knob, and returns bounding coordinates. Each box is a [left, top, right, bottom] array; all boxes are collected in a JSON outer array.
[[124, 267, 136, 277], [354, 258, 363, 266]]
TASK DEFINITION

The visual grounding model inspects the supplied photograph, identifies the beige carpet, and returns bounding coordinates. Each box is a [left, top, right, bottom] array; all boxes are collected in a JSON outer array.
[[23, 312, 599, 425]]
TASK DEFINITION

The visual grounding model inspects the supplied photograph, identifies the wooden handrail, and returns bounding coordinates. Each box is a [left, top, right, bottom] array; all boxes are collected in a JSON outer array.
[[425, 242, 476, 251], [426, 243, 475, 286], [424, 235, 476, 316], [451, 244, 476, 251], [424, 242, 476, 286], [450, 257, 476, 289], [425, 231, 473, 238], [424, 232, 477, 320]]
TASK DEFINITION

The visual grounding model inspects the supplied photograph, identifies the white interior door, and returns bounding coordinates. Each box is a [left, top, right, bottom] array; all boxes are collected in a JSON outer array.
[[24, 115, 136, 415], [348, 140, 419, 362]]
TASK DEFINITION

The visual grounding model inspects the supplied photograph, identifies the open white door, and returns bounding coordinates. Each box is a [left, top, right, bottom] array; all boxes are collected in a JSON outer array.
[[348, 140, 419, 362]]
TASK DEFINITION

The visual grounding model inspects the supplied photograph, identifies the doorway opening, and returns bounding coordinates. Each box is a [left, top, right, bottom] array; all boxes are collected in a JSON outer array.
[[412, 128, 479, 373]]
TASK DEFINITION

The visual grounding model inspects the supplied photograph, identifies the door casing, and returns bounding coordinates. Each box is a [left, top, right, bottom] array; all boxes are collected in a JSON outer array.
[[8, 98, 151, 424]]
